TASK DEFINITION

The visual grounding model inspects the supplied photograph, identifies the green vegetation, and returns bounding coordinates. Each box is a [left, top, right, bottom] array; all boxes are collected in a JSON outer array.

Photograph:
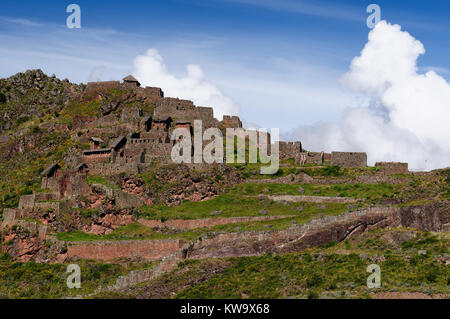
[[87, 175, 120, 190], [0, 254, 125, 299], [232, 182, 401, 201], [57, 200, 348, 242], [100, 228, 448, 299], [0, 131, 72, 209]]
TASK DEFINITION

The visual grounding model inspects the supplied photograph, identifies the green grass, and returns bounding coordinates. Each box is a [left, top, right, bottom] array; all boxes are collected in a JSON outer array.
[[0, 130, 73, 209], [0, 254, 127, 299], [138, 190, 353, 220], [91, 228, 448, 299], [232, 182, 402, 201], [57, 201, 349, 242], [171, 229, 449, 299], [87, 175, 120, 190]]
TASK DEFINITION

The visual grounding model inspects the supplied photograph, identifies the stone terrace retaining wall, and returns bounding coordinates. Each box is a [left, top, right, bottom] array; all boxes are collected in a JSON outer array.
[[138, 215, 295, 230], [1, 208, 48, 239], [67, 239, 185, 261], [267, 195, 358, 204], [186, 204, 450, 260]]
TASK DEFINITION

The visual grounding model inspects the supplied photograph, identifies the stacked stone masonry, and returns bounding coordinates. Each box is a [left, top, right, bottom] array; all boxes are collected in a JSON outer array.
[[331, 152, 367, 168]]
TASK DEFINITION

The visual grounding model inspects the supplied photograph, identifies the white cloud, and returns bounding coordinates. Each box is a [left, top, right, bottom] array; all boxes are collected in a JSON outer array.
[[88, 66, 106, 82], [0, 16, 42, 27], [132, 49, 239, 120], [290, 21, 450, 171]]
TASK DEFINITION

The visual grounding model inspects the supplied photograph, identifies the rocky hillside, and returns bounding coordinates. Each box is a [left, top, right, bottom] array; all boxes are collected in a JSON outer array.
[[0, 70, 448, 300], [0, 69, 83, 133]]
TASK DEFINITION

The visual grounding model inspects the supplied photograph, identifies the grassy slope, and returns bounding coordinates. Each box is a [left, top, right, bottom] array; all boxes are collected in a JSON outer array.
[[100, 229, 449, 299], [0, 253, 154, 299], [56, 196, 349, 241]]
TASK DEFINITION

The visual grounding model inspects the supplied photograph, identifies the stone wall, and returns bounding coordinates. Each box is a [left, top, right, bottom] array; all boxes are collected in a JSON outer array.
[[375, 162, 409, 175], [67, 240, 185, 261], [1, 208, 48, 239], [83, 152, 111, 164], [113, 190, 144, 209], [18, 194, 36, 211], [143, 87, 164, 101], [156, 98, 195, 112], [126, 137, 174, 158], [154, 98, 215, 126], [331, 152, 367, 168], [83, 81, 121, 97], [121, 107, 142, 125], [303, 152, 324, 165], [41, 171, 91, 200], [185, 205, 449, 260], [93, 114, 120, 127], [222, 115, 242, 128], [87, 162, 150, 175], [72, 116, 96, 130], [279, 141, 302, 160], [138, 215, 294, 230], [267, 195, 357, 204]]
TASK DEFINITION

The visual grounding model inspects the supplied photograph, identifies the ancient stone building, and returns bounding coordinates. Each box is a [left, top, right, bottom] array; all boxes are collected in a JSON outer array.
[[83, 81, 121, 98], [89, 137, 104, 150], [122, 75, 140, 87], [72, 75, 375, 173], [375, 162, 409, 175], [40, 163, 91, 200], [151, 117, 172, 131], [41, 164, 61, 190], [295, 152, 324, 165], [83, 148, 112, 164], [76, 163, 88, 174], [331, 152, 367, 168], [279, 142, 303, 160], [222, 116, 242, 128]]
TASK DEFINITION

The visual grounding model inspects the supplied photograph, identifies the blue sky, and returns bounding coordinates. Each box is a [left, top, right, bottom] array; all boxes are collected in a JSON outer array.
[[1, 0, 450, 134]]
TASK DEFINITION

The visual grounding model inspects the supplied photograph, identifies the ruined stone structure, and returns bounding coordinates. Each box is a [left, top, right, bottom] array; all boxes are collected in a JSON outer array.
[[44, 75, 374, 186], [300, 152, 324, 165], [71, 75, 371, 171], [72, 115, 96, 130], [122, 75, 140, 87], [222, 115, 242, 128], [375, 162, 409, 175], [331, 152, 367, 168], [89, 137, 104, 150], [40, 163, 91, 200], [278, 142, 302, 160]]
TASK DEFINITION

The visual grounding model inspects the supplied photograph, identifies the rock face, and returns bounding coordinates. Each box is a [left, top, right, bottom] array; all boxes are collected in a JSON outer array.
[[185, 204, 450, 260], [117, 163, 243, 206], [10, 202, 443, 264], [0, 69, 82, 133], [2, 227, 66, 263]]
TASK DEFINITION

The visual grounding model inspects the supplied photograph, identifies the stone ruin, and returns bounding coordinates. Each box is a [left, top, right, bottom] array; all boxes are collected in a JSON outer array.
[[331, 152, 367, 168], [375, 162, 409, 175], [36, 75, 395, 183]]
